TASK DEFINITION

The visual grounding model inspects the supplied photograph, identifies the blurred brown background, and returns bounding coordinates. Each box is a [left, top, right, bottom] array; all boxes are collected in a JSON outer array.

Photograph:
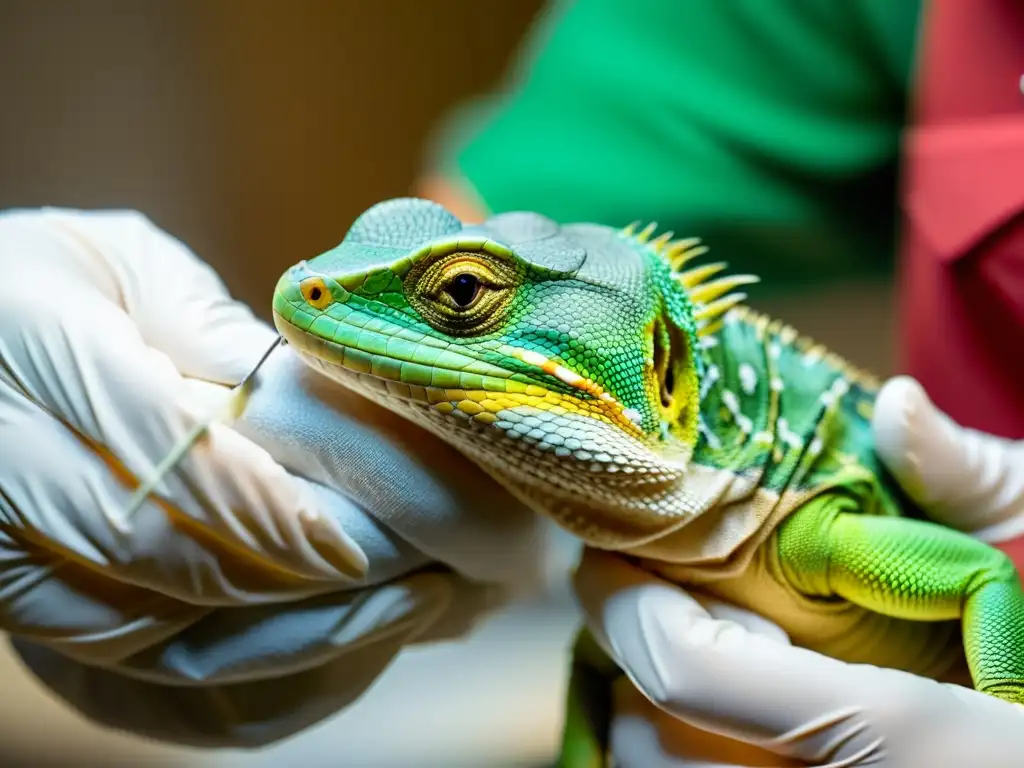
[[0, 0, 543, 319], [0, 1, 896, 765]]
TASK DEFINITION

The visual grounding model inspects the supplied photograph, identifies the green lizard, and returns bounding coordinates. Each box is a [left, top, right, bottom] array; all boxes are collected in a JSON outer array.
[[269, 197, 1024, 765]]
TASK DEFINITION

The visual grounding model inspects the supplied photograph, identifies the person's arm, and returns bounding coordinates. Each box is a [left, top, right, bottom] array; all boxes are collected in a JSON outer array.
[[418, 0, 922, 291]]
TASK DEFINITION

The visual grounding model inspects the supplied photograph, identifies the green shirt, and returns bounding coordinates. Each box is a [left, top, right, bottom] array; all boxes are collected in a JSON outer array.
[[429, 0, 923, 294]]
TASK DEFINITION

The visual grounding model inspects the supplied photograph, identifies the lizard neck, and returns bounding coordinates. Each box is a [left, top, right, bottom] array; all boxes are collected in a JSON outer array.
[[521, 305, 882, 555]]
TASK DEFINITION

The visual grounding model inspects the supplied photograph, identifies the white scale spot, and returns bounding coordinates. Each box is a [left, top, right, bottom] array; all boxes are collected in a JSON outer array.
[[769, 342, 782, 359], [738, 363, 757, 394], [700, 364, 720, 401], [553, 365, 584, 386], [623, 407, 643, 426], [721, 389, 740, 414], [719, 389, 753, 436], [770, 377, 785, 392], [698, 417, 722, 450], [803, 349, 823, 367], [699, 336, 719, 349], [518, 349, 548, 367], [776, 417, 803, 449]]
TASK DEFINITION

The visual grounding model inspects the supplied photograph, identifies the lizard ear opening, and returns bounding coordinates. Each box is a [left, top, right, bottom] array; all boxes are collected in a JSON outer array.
[[653, 315, 687, 414], [650, 310, 701, 447]]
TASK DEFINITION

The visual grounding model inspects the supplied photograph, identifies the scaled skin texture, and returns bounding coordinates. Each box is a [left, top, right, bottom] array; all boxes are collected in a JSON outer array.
[[273, 198, 1024, 766]]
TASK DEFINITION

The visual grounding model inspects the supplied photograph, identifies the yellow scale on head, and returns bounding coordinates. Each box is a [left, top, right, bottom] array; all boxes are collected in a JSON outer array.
[[415, 353, 639, 434], [437, 344, 649, 437]]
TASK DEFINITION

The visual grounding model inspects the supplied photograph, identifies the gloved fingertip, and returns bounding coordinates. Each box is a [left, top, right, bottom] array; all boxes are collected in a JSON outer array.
[[258, 454, 372, 582], [187, 420, 372, 586], [298, 505, 370, 580], [185, 317, 280, 386], [697, 595, 792, 645], [623, 586, 770, 707], [601, 586, 708, 708], [872, 376, 925, 455], [872, 376, 933, 501]]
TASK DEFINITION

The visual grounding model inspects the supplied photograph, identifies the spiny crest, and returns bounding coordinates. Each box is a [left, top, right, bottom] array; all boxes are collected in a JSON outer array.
[[620, 220, 759, 338], [728, 305, 882, 392]]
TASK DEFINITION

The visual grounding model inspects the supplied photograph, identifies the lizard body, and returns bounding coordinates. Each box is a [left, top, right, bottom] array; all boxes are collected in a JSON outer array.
[[272, 198, 1024, 765]]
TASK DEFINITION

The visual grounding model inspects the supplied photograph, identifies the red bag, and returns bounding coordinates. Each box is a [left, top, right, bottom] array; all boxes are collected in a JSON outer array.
[[900, 0, 1024, 558], [900, 0, 1024, 438]]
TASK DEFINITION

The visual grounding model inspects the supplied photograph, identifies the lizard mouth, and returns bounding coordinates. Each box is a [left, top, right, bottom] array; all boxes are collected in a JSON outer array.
[[274, 308, 512, 422], [273, 308, 642, 433], [278, 314, 677, 474]]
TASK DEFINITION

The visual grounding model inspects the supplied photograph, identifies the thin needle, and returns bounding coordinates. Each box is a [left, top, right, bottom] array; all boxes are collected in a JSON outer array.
[[122, 336, 285, 520]]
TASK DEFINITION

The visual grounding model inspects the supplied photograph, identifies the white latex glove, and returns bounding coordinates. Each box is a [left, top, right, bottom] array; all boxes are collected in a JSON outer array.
[[577, 376, 1024, 767], [0, 207, 556, 746]]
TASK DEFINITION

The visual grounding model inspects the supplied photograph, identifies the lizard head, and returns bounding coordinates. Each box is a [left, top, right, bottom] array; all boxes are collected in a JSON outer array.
[[272, 198, 756, 544]]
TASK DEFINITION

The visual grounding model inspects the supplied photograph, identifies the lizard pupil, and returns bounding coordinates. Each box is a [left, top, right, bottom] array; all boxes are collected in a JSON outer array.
[[309, 287, 322, 301], [446, 273, 480, 308]]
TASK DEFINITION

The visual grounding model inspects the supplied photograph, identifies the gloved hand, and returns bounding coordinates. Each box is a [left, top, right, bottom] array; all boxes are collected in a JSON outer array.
[[0, 207, 556, 747], [576, 376, 1024, 767]]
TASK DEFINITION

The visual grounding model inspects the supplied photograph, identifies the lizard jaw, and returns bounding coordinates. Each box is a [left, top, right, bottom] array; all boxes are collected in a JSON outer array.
[[287, 335, 700, 547], [275, 310, 693, 483]]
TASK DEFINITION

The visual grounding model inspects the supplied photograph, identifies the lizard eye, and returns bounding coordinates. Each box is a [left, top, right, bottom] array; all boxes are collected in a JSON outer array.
[[405, 251, 523, 337], [444, 273, 482, 309]]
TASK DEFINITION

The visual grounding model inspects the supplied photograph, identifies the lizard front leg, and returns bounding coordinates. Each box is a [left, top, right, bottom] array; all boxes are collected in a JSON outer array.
[[778, 493, 1024, 703]]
